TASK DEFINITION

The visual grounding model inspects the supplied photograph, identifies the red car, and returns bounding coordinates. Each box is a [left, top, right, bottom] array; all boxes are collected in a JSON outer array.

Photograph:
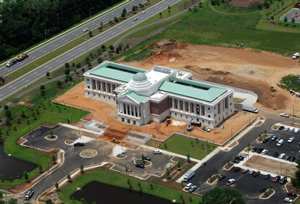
[[273, 175, 280, 182], [287, 191, 297, 197]]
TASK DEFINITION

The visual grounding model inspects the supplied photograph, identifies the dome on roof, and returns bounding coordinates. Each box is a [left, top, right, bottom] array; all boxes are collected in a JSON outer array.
[[133, 73, 147, 82]]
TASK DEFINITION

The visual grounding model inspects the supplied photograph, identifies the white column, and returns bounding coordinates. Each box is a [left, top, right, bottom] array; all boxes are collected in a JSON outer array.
[[177, 100, 180, 110], [95, 80, 98, 90], [111, 84, 114, 93], [106, 83, 109, 93], [129, 105, 132, 116], [183, 101, 186, 112]]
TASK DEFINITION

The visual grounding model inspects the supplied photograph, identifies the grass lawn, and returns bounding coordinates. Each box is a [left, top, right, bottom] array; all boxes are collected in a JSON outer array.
[[58, 168, 201, 204], [159, 134, 218, 160], [278, 75, 300, 92]]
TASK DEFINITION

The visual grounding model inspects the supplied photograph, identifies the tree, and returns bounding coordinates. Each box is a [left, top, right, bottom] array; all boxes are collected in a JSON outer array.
[[81, 68, 86, 74], [97, 57, 103, 64], [109, 45, 114, 52], [0, 192, 2, 198], [284, 16, 288, 23], [45, 200, 53, 204], [132, 5, 137, 12], [5, 110, 12, 120], [292, 18, 295, 24], [166, 168, 171, 178], [116, 47, 120, 54], [39, 165, 43, 172], [55, 182, 59, 191], [49, 129, 54, 138], [65, 69, 70, 76], [168, 6, 171, 15], [187, 154, 191, 163], [292, 156, 300, 187], [67, 173, 72, 182], [4, 105, 8, 110], [101, 44, 106, 51], [80, 164, 84, 174], [23, 171, 29, 181], [46, 72, 50, 79], [121, 8, 127, 18], [159, 12, 162, 18], [76, 62, 81, 68], [65, 62, 70, 69], [57, 81, 62, 88], [52, 155, 56, 163], [40, 85, 46, 96], [201, 187, 246, 204]]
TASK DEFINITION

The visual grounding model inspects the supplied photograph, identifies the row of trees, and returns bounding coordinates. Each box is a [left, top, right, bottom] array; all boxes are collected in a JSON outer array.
[[0, 0, 122, 61]]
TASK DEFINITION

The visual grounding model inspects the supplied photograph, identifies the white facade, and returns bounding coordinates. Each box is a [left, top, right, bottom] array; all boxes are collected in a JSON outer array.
[[84, 61, 234, 128]]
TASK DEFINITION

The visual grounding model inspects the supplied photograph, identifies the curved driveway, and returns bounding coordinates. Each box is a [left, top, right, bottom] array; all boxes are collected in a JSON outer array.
[[0, 0, 179, 101]]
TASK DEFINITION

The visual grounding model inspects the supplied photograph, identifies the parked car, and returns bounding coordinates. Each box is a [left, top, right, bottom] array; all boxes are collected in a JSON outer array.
[[144, 156, 151, 161], [284, 197, 293, 203], [279, 126, 285, 130], [16, 53, 28, 61], [253, 170, 260, 177], [280, 177, 287, 185], [218, 174, 225, 181], [273, 152, 279, 157], [280, 113, 289, 118], [290, 156, 296, 162], [264, 174, 271, 180], [234, 167, 241, 172], [201, 162, 207, 167], [271, 135, 278, 141], [261, 149, 268, 155], [135, 163, 145, 168], [287, 191, 297, 197], [252, 147, 258, 152], [232, 159, 240, 164], [6, 60, 17, 67], [259, 188, 266, 193], [279, 153, 286, 159], [203, 126, 211, 132], [257, 148, 264, 153], [288, 137, 295, 143], [263, 138, 269, 144], [273, 175, 280, 182], [188, 185, 197, 193], [289, 127, 295, 133], [294, 128, 300, 134], [284, 127, 289, 132], [277, 139, 284, 147], [153, 150, 162, 155], [83, 27, 89, 32], [24, 189, 34, 200], [73, 142, 85, 147], [284, 155, 291, 161], [242, 168, 249, 174], [226, 179, 235, 186], [184, 183, 193, 190]]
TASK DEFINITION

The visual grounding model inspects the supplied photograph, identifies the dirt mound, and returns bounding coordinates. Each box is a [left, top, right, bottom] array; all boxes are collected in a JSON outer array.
[[230, 0, 264, 8], [147, 39, 187, 52], [143, 52, 183, 64]]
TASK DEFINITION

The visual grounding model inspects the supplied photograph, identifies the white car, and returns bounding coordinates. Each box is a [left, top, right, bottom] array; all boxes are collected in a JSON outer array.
[[294, 128, 299, 134], [261, 149, 268, 155], [292, 52, 300, 59], [279, 153, 286, 159], [284, 127, 289, 132], [83, 27, 89, 32], [153, 150, 162, 155], [226, 179, 235, 186], [133, 17, 138, 21], [184, 183, 192, 190], [277, 139, 284, 146], [280, 113, 289, 118], [288, 137, 295, 143], [289, 127, 295, 133], [284, 197, 293, 203]]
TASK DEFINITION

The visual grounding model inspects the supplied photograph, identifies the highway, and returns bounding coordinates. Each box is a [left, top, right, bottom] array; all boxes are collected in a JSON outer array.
[[0, 0, 146, 77], [0, 0, 179, 101]]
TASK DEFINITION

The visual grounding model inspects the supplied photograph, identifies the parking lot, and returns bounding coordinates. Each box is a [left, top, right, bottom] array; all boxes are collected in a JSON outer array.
[[197, 168, 290, 204], [252, 126, 300, 163]]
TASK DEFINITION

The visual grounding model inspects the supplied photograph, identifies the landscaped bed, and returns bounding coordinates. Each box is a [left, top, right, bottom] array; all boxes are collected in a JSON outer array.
[[158, 134, 218, 160]]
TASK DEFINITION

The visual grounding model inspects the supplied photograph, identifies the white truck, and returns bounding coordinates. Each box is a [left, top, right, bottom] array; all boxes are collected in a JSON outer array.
[[242, 103, 258, 113], [183, 170, 195, 181], [292, 52, 300, 59]]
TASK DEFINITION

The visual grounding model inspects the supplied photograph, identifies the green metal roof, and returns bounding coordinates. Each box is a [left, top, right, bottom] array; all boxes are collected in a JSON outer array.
[[123, 91, 147, 103], [159, 81, 227, 102], [89, 61, 145, 82], [90, 67, 134, 82]]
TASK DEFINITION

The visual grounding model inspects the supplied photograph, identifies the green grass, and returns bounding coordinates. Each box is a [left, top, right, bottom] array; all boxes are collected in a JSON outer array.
[[278, 75, 300, 92], [58, 168, 201, 204], [159, 134, 218, 160]]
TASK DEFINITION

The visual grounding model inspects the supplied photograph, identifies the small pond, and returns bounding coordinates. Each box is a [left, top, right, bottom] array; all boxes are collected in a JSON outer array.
[[0, 143, 37, 179], [72, 181, 174, 204]]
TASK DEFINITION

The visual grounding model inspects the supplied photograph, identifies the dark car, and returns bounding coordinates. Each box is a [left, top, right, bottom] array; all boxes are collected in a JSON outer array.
[[218, 174, 225, 181], [253, 171, 260, 177], [284, 155, 291, 161], [273, 152, 279, 157], [264, 174, 271, 180], [263, 139, 269, 144], [287, 191, 297, 197], [259, 188, 266, 193], [201, 162, 207, 167], [144, 156, 151, 161], [73, 142, 85, 147], [257, 148, 264, 154], [271, 135, 278, 141], [24, 189, 34, 200], [135, 163, 145, 168], [188, 185, 197, 193], [252, 147, 258, 152], [279, 126, 285, 130], [232, 159, 240, 164], [234, 167, 241, 172], [279, 177, 287, 185], [290, 156, 296, 162], [273, 175, 280, 182]]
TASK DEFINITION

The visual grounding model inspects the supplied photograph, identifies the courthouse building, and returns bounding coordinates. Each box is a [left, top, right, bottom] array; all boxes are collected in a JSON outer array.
[[84, 61, 234, 127]]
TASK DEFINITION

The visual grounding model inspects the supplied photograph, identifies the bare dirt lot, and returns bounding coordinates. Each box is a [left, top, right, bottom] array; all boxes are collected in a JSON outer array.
[[229, 0, 264, 8], [245, 155, 297, 178], [54, 82, 256, 144], [122, 39, 300, 116]]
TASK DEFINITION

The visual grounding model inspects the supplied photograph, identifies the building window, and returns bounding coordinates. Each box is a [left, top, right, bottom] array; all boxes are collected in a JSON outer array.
[[99, 94, 100, 97], [208, 107, 210, 110], [214, 114, 216, 117], [127, 119, 130, 123], [88, 92, 90, 95], [121, 118, 124, 122], [214, 107, 216, 109], [197, 118, 199, 122], [93, 93, 95, 96], [133, 121, 136, 125], [175, 113, 177, 116], [186, 116, 188, 119], [87, 79, 89, 81], [103, 96, 105, 98], [208, 115, 211, 118], [230, 103, 232, 106], [87, 86, 90, 89], [180, 114, 182, 117], [230, 95, 232, 98], [208, 122, 210, 125]]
